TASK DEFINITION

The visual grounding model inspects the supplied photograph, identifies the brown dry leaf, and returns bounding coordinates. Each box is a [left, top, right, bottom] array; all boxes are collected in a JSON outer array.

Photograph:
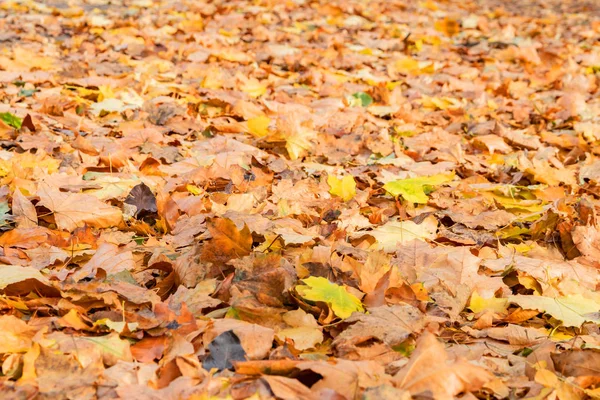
[[204, 319, 274, 360], [297, 359, 391, 399], [262, 375, 314, 400], [71, 242, 135, 282], [551, 350, 600, 388], [201, 217, 252, 265], [393, 332, 493, 399], [37, 184, 122, 232], [572, 225, 600, 266], [334, 305, 425, 348], [12, 189, 38, 228], [35, 346, 101, 399]]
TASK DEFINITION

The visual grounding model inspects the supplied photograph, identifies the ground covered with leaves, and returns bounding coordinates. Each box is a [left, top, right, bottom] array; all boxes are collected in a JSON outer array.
[[0, 0, 600, 398]]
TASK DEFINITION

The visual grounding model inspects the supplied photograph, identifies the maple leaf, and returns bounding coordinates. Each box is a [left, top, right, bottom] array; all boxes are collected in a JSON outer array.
[[383, 173, 455, 203], [201, 217, 252, 264], [334, 305, 425, 347], [469, 292, 508, 314], [276, 309, 324, 351], [12, 189, 38, 228], [203, 330, 246, 371], [247, 115, 271, 137], [328, 174, 356, 202], [394, 332, 493, 399], [276, 115, 316, 160], [37, 184, 122, 232], [359, 215, 439, 252], [508, 294, 600, 328], [296, 276, 364, 319]]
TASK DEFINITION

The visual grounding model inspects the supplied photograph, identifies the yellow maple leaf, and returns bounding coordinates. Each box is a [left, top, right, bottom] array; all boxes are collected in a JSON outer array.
[[469, 292, 509, 313], [276, 115, 316, 160], [328, 175, 356, 202], [240, 77, 267, 98], [296, 276, 364, 319], [247, 115, 271, 137]]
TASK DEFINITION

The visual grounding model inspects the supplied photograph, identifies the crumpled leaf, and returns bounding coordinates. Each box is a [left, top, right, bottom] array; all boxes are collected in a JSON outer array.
[[296, 276, 364, 319], [124, 182, 157, 219]]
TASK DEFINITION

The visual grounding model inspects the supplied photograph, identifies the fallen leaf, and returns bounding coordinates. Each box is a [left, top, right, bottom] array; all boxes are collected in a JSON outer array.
[[37, 184, 122, 232], [383, 173, 455, 204], [262, 375, 314, 400], [434, 17, 460, 36], [359, 215, 438, 252], [0, 112, 22, 129], [202, 330, 246, 371], [0, 315, 38, 353], [328, 175, 357, 202], [0, 265, 50, 289], [71, 242, 135, 282], [247, 115, 271, 137], [394, 332, 493, 399], [296, 276, 364, 319], [12, 189, 38, 228], [124, 182, 158, 219], [349, 92, 373, 107], [201, 217, 252, 265], [334, 304, 425, 347], [469, 292, 509, 314], [205, 319, 274, 360], [276, 114, 316, 160], [508, 294, 600, 328], [551, 350, 600, 388], [276, 309, 323, 350]]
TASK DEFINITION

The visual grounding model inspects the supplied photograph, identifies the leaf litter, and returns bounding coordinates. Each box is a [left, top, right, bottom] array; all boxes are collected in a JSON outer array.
[[0, 0, 600, 398]]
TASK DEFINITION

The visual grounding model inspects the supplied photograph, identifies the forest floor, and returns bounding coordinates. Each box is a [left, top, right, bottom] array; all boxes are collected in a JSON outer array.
[[1, 0, 600, 398]]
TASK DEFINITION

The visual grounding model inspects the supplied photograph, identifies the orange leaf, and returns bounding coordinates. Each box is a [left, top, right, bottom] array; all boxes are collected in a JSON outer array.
[[201, 217, 252, 264]]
